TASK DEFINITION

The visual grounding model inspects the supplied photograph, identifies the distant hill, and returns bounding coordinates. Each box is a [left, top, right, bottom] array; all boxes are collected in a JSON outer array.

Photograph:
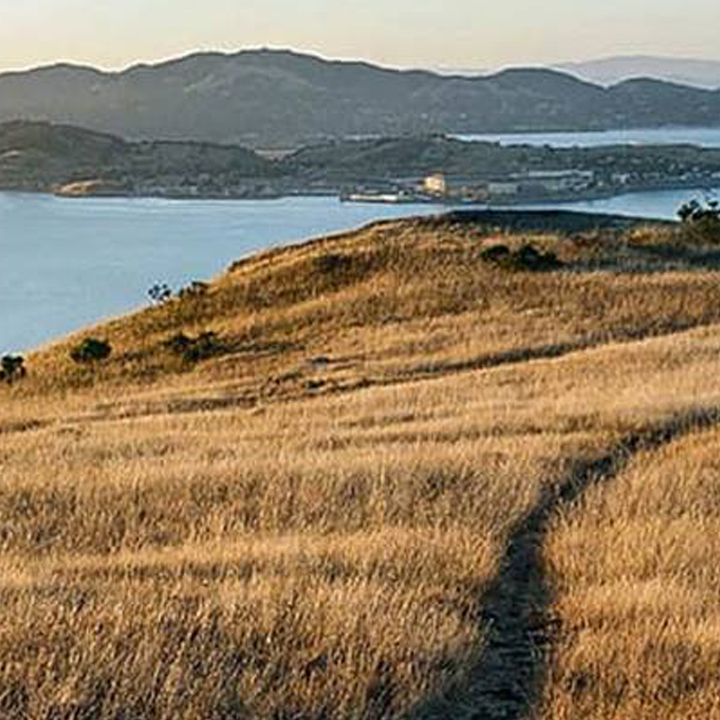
[[285, 134, 720, 183], [0, 120, 274, 192], [5, 122, 720, 198], [556, 55, 720, 89], [1, 49, 720, 146]]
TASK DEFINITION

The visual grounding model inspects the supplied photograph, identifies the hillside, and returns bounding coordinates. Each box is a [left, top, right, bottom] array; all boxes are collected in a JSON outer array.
[[5, 121, 720, 198], [1, 49, 720, 146], [285, 134, 720, 182], [0, 120, 276, 193], [4, 211, 720, 719]]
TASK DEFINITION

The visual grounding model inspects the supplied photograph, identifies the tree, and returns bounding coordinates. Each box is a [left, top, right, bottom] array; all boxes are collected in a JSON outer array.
[[148, 282, 173, 305], [0, 355, 26, 384], [70, 338, 112, 364], [677, 198, 720, 242]]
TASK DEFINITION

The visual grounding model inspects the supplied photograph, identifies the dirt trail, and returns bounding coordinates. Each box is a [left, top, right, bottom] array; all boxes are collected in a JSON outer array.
[[404, 407, 720, 720]]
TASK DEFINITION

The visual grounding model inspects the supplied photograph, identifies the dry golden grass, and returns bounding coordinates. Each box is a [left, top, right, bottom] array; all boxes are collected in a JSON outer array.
[[1, 367, 600, 718], [541, 425, 720, 720], [16, 217, 720, 401], [4, 216, 720, 718]]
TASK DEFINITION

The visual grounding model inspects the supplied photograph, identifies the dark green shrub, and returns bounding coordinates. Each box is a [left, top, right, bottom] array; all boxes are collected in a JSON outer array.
[[148, 282, 173, 305], [0, 355, 26, 384], [163, 331, 224, 363], [70, 338, 112, 364], [678, 199, 720, 243], [480, 245, 511, 263], [481, 243, 562, 271], [164, 332, 194, 354], [177, 281, 210, 300], [514, 244, 562, 270]]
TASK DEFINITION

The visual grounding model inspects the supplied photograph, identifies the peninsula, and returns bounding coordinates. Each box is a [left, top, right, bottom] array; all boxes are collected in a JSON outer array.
[[1, 121, 720, 205]]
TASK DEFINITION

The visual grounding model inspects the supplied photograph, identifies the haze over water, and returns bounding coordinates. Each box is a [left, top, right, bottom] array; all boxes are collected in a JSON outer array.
[[458, 127, 720, 148]]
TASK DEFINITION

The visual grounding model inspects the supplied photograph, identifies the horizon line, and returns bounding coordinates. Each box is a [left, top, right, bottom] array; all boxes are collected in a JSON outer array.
[[3, 45, 720, 78]]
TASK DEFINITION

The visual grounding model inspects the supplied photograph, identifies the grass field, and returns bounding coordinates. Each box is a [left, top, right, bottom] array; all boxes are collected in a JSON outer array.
[[3, 213, 720, 718]]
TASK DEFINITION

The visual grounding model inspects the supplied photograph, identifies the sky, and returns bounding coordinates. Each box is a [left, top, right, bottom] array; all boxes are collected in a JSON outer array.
[[1, 0, 719, 73]]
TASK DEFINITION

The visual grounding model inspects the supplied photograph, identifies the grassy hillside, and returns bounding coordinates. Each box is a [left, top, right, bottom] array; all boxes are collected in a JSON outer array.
[[4, 212, 720, 719]]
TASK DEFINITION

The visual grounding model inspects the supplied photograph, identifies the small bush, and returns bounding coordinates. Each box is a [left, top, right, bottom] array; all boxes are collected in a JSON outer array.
[[163, 331, 224, 363], [480, 245, 511, 263], [148, 282, 173, 305], [70, 338, 112, 364], [177, 281, 210, 301], [678, 199, 720, 243], [0, 355, 26, 384], [481, 243, 562, 271], [164, 332, 194, 354]]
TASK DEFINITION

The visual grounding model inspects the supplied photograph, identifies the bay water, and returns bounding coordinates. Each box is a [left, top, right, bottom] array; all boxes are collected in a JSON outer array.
[[2, 171, 718, 353], [457, 126, 720, 147]]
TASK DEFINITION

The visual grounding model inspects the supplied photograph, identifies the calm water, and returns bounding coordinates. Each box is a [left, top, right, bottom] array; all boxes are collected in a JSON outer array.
[[458, 127, 720, 147], [0, 194, 447, 353], [1, 186, 718, 353]]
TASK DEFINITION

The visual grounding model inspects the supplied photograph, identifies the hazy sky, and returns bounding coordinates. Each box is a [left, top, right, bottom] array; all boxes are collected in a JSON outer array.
[[1, 0, 719, 72]]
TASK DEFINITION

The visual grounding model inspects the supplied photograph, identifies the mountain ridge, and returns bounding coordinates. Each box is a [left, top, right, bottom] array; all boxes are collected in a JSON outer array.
[[1, 48, 720, 146]]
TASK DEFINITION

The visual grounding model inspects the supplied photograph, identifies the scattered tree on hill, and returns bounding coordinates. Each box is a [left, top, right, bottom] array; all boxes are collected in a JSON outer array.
[[148, 282, 173, 305], [70, 338, 112, 364], [149, 280, 210, 305], [177, 281, 209, 300], [678, 199, 720, 243], [163, 331, 224, 363], [480, 243, 562, 271], [0, 354, 26, 384]]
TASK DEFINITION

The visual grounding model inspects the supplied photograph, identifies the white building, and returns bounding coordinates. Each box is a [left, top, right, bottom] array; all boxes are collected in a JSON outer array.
[[423, 173, 447, 196]]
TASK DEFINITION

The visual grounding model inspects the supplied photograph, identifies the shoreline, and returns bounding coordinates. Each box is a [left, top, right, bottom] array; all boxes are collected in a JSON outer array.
[[1, 179, 716, 207], [58, 183, 720, 208], [3, 202, 677, 356]]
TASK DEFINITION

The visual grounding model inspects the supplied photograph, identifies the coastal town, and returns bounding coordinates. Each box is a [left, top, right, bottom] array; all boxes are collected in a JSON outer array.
[[53, 154, 720, 205], [340, 168, 685, 205], [53, 165, 720, 205]]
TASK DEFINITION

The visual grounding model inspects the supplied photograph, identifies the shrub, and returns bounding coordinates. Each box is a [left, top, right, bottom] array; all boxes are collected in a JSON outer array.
[[481, 243, 562, 271], [480, 245, 511, 263], [163, 331, 224, 363], [70, 338, 112, 364], [148, 282, 173, 305], [0, 355, 26, 384], [515, 244, 562, 270], [164, 332, 194, 354], [678, 199, 720, 243], [177, 281, 210, 300]]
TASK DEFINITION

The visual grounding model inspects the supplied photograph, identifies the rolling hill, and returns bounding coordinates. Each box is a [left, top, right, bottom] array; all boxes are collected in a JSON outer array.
[[4, 211, 720, 718], [0, 119, 275, 192]]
